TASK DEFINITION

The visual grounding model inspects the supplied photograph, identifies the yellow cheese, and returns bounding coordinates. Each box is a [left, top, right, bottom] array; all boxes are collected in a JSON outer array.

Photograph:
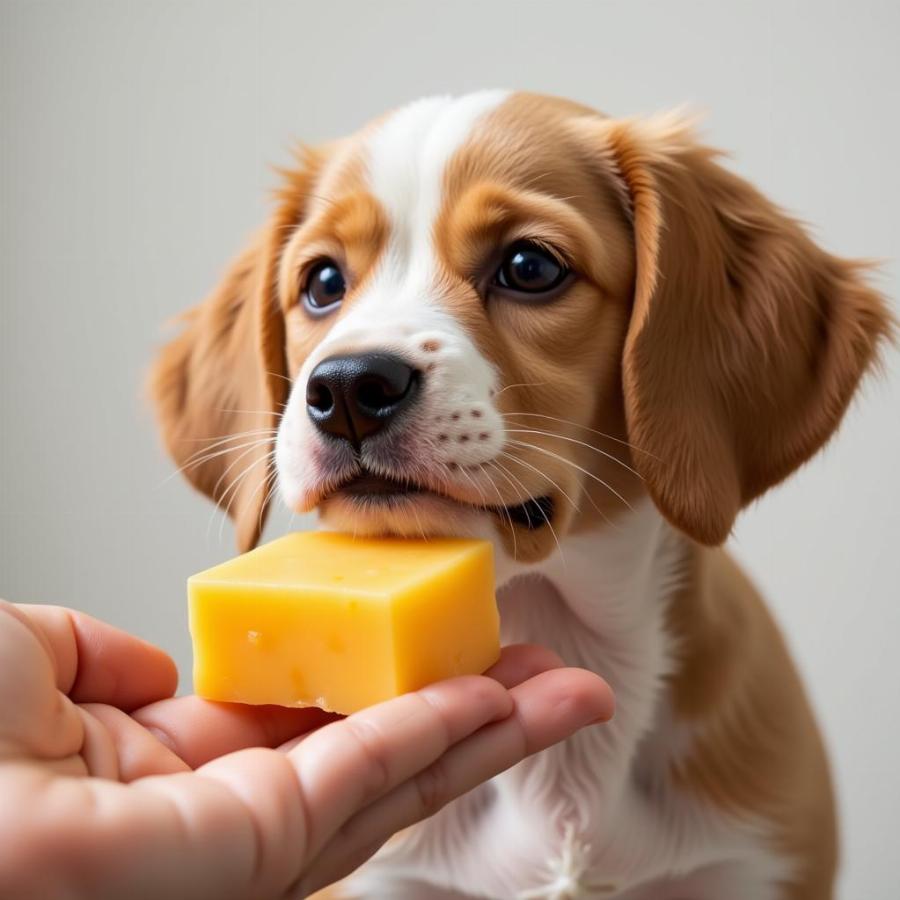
[[188, 532, 500, 714]]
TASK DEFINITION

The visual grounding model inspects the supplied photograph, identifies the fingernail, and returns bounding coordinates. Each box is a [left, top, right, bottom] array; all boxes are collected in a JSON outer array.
[[590, 701, 615, 725]]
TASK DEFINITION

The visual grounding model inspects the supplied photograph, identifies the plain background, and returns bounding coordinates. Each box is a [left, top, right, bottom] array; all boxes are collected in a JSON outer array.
[[2, 0, 898, 895]]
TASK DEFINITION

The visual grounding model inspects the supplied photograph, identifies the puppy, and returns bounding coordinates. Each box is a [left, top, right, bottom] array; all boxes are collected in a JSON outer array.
[[152, 92, 892, 899]]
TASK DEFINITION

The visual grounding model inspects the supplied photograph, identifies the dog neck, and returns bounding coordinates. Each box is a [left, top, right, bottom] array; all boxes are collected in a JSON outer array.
[[491, 497, 687, 654], [496, 498, 689, 788]]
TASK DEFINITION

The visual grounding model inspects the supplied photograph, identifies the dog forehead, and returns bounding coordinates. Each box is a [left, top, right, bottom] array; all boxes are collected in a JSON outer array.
[[363, 90, 512, 234], [294, 91, 600, 360], [306, 92, 513, 345], [307, 91, 596, 256]]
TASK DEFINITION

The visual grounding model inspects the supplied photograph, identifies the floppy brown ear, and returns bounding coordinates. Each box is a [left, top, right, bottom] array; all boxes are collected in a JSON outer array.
[[148, 152, 321, 550], [149, 231, 284, 551], [594, 114, 893, 545]]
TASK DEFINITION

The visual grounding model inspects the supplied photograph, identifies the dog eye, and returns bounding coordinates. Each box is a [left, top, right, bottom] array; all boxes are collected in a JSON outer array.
[[493, 242, 568, 296], [303, 260, 346, 313]]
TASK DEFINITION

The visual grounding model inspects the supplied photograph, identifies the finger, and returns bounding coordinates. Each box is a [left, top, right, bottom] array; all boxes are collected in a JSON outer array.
[[276, 643, 563, 755], [0, 601, 83, 760], [3, 751, 309, 899], [132, 644, 561, 766], [287, 674, 514, 859], [300, 667, 614, 895], [75, 705, 120, 779], [81, 703, 190, 780], [132, 696, 339, 768], [483, 643, 564, 688], [12, 603, 178, 710]]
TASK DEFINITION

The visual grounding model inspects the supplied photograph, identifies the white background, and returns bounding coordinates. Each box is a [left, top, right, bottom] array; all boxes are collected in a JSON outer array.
[[2, 2, 898, 896]]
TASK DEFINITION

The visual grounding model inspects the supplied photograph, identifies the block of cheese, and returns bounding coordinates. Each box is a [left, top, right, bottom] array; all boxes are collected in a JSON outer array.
[[188, 532, 500, 714]]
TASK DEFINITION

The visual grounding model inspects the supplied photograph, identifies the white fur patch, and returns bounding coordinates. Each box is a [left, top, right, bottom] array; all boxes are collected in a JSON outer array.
[[276, 92, 512, 519], [367, 90, 511, 247]]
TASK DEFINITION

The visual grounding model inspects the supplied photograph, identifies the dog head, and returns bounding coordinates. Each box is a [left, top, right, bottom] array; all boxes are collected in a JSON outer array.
[[151, 92, 891, 561]]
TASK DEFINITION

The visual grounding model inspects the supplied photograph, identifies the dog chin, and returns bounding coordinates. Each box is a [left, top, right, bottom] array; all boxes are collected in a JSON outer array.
[[317, 493, 485, 539]]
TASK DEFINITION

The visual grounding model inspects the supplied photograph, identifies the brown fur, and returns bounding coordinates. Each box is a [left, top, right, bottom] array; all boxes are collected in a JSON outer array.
[[667, 547, 838, 897], [149, 148, 326, 550], [149, 231, 276, 550], [584, 113, 893, 545]]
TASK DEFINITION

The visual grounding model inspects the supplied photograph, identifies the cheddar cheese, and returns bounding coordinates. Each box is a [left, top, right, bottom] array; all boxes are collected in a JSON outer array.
[[188, 532, 500, 714]]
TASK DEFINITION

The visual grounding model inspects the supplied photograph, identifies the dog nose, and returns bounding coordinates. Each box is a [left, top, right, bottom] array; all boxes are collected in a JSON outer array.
[[306, 352, 420, 444]]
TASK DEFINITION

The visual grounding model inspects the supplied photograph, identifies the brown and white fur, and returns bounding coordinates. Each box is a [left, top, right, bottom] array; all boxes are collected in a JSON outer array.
[[151, 92, 893, 899]]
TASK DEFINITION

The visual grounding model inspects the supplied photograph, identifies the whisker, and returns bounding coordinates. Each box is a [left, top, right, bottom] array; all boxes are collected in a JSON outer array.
[[491, 455, 565, 561], [507, 439, 633, 512], [503, 428, 644, 481], [478, 462, 518, 561], [496, 450, 582, 518], [209, 440, 277, 513], [178, 428, 279, 445], [232, 450, 277, 530], [409, 497, 427, 542], [218, 461, 260, 543], [256, 464, 281, 537], [457, 464, 490, 512], [266, 370, 294, 386], [209, 450, 270, 540], [217, 404, 287, 415], [176, 432, 278, 465], [500, 412, 658, 459], [501, 448, 611, 528], [181, 436, 274, 469], [209, 460, 245, 542], [458, 464, 506, 544], [172, 428, 277, 462], [493, 381, 550, 397], [159, 436, 276, 487], [431, 455, 455, 500], [487, 457, 534, 512], [210, 449, 276, 542]]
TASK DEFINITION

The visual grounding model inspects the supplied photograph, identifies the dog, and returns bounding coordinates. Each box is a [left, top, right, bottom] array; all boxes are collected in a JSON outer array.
[[151, 91, 892, 899]]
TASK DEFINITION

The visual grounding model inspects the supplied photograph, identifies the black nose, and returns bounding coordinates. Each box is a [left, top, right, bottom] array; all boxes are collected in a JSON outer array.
[[306, 352, 420, 445]]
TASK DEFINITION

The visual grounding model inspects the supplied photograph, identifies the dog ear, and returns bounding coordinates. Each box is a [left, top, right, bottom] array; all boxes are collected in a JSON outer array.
[[149, 231, 284, 551], [149, 150, 320, 550], [587, 114, 893, 545]]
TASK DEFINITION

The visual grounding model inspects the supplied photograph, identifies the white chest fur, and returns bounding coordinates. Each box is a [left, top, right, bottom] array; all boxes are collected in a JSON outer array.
[[345, 501, 794, 899]]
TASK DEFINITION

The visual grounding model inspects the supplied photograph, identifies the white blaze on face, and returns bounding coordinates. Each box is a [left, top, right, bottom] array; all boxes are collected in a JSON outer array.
[[368, 91, 511, 279], [277, 91, 513, 515], [308, 90, 511, 357]]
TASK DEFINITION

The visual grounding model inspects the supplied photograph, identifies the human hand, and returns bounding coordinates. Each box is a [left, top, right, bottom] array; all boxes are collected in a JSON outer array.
[[0, 600, 613, 899]]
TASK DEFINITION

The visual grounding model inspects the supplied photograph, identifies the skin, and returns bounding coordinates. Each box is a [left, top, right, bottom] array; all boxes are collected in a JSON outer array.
[[0, 599, 614, 899]]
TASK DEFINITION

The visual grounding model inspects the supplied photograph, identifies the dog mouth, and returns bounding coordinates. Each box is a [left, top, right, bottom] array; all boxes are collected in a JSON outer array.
[[330, 470, 554, 531]]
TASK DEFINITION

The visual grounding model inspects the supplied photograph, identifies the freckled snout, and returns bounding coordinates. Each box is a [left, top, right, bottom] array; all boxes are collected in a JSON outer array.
[[305, 351, 420, 446]]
